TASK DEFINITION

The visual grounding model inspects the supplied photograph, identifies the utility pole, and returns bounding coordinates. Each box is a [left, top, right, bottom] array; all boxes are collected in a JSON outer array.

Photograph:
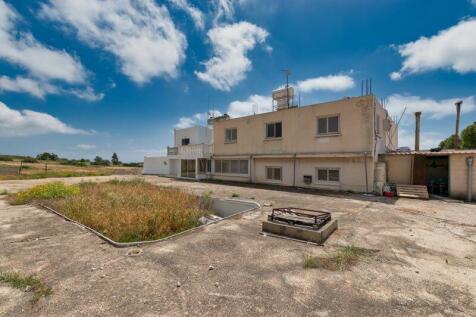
[[281, 69, 291, 108], [454, 100, 463, 149]]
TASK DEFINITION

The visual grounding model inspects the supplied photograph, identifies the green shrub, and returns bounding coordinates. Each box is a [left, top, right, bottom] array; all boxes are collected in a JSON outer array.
[[304, 245, 377, 271], [9, 182, 80, 205], [0, 271, 52, 302]]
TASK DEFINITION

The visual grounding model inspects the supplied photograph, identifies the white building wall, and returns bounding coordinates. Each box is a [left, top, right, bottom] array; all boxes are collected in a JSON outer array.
[[143, 157, 169, 175], [174, 126, 212, 146]]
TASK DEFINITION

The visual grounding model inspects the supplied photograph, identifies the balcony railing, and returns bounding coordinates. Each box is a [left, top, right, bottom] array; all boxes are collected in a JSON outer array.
[[167, 144, 212, 157]]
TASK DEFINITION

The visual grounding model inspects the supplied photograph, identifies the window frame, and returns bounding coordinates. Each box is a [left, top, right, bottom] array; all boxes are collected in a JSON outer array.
[[225, 128, 238, 144], [265, 121, 283, 139], [214, 159, 248, 175], [265, 166, 282, 182], [316, 114, 340, 136], [181, 138, 190, 146], [315, 167, 340, 184]]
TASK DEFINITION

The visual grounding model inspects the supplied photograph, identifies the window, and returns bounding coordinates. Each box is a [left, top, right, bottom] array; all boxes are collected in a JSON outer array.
[[317, 115, 340, 135], [225, 128, 237, 143], [266, 122, 282, 138], [181, 138, 190, 146], [316, 168, 340, 183], [266, 167, 282, 181], [214, 160, 248, 174]]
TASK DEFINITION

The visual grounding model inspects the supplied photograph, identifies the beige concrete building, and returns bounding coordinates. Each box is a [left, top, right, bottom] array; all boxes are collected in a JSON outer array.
[[380, 150, 475, 201], [211, 95, 398, 193]]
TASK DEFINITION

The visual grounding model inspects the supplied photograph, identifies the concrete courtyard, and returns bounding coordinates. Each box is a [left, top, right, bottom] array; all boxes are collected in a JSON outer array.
[[0, 175, 475, 316]]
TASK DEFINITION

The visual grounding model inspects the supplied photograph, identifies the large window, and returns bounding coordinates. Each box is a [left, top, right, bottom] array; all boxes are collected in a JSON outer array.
[[266, 167, 282, 181], [266, 122, 282, 138], [317, 115, 340, 135], [214, 159, 248, 174], [181, 138, 190, 145], [316, 168, 340, 183], [225, 128, 237, 143]]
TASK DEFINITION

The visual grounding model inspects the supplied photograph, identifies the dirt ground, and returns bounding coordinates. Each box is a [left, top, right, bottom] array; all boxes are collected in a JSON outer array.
[[1, 175, 475, 317]]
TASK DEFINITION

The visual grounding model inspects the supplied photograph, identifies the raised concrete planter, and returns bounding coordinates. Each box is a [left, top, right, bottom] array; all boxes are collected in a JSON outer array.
[[262, 219, 338, 244]]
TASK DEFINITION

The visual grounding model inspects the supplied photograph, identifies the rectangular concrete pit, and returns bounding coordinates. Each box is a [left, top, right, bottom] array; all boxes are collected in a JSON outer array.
[[262, 219, 338, 243]]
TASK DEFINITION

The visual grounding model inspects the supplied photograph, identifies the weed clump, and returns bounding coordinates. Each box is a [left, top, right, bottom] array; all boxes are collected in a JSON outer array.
[[8, 182, 80, 205], [304, 245, 377, 271], [0, 271, 52, 302]]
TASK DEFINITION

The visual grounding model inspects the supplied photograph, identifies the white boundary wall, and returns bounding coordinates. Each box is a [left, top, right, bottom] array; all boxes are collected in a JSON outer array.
[[143, 157, 169, 175]]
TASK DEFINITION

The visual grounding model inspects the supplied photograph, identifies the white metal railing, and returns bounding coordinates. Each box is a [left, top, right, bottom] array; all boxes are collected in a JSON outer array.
[[168, 144, 212, 157]]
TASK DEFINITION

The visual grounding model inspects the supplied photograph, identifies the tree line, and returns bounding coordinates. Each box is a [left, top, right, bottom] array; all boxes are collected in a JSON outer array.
[[438, 122, 476, 150]]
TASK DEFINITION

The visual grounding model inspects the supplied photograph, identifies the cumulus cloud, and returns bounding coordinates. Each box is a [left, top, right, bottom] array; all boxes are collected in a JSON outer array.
[[227, 94, 272, 118], [386, 94, 476, 121], [296, 74, 355, 93], [169, 0, 204, 30], [0, 0, 86, 83], [76, 144, 96, 150], [0, 101, 92, 137], [39, 0, 187, 84], [0, 75, 58, 98], [391, 18, 476, 80], [174, 111, 221, 129], [398, 128, 446, 150], [195, 22, 269, 91]]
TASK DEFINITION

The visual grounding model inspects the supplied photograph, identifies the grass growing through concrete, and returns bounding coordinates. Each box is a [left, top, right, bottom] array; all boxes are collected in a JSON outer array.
[[8, 179, 212, 243], [0, 189, 7, 195], [0, 272, 52, 302], [304, 245, 377, 271]]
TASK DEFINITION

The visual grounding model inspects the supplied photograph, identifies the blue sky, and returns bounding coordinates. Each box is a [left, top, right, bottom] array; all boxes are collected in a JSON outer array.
[[0, 0, 475, 162]]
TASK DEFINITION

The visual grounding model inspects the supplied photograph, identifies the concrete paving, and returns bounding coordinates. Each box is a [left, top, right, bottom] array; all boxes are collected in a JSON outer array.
[[0, 175, 475, 316]]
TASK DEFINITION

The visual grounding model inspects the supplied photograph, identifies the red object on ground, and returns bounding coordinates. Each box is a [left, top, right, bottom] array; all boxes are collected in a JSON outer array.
[[383, 191, 395, 197]]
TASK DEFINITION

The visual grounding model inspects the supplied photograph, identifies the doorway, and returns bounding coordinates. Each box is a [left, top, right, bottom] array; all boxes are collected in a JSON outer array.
[[412, 155, 449, 196], [181, 160, 196, 179]]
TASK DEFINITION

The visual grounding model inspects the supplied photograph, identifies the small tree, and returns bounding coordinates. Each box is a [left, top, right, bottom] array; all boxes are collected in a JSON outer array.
[[94, 156, 104, 165], [111, 152, 120, 165], [36, 152, 58, 161], [439, 135, 457, 150]]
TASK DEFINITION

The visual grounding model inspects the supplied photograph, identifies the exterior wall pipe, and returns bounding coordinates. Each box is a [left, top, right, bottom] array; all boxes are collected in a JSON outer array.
[[364, 152, 369, 193], [467, 156, 473, 202]]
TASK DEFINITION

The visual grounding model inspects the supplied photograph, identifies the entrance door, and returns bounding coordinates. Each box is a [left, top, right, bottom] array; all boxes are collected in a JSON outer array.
[[412, 155, 426, 185], [181, 160, 196, 178]]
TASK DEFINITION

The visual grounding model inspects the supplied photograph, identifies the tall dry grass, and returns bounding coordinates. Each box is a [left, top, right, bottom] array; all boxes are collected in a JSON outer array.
[[10, 179, 212, 242]]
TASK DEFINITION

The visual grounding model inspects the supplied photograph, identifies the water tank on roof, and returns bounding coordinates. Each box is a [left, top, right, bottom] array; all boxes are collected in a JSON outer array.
[[272, 87, 294, 110]]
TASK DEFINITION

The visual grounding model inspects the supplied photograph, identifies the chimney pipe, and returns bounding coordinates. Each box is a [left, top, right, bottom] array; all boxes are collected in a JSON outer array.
[[414, 112, 421, 151], [454, 100, 463, 149]]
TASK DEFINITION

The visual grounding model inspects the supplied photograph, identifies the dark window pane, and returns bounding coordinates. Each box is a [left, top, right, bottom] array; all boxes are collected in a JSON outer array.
[[207, 160, 211, 172], [266, 168, 273, 180], [232, 128, 237, 141], [328, 116, 339, 133], [318, 118, 327, 134], [239, 160, 248, 174], [222, 160, 230, 173], [266, 124, 274, 138], [328, 169, 340, 182], [215, 160, 221, 173], [230, 160, 239, 173], [274, 168, 281, 180], [275, 122, 282, 137], [317, 169, 327, 181], [181, 138, 190, 145]]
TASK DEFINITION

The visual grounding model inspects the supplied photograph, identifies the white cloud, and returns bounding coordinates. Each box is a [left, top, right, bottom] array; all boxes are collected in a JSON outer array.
[[76, 144, 96, 150], [212, 0, 234, 25], [227, 94, 271, 118], [40, 0, 187, 84], [391, 18, 476, 80], [169, 0, 204, 30], [296, 74, 355, 93], [195, 22, 269, 91], [0, 0, 86, 84], [0, 75, 58, 98], [386, 94, 476, 121], [68, 86, 104, 102], [174, 111, 222, 129], [398, 129, 446, 150], [0, 101, 92, 137]]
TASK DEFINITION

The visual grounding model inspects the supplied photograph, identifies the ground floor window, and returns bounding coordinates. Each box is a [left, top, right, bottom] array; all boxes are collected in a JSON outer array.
[[215, 159, 248, 174], [266, 167, 282, 181], [316, 168, 340, 183], [198, 159, 211, 174]]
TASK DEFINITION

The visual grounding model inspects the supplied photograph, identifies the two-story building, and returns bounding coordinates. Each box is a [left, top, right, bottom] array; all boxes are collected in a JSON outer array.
[[210, 94, 398, 193], [143, 126, 213, 180]]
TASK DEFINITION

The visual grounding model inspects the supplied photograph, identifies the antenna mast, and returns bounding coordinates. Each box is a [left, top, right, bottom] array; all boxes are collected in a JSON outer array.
[[281, 69, 291, 108]]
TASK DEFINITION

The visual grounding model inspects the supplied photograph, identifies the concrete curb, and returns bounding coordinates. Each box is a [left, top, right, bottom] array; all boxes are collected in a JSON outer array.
[[39, 199, 260, 248]]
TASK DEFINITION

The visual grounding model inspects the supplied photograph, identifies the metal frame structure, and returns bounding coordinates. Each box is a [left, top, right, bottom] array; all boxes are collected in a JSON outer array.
[[268, 207, 331, 230]]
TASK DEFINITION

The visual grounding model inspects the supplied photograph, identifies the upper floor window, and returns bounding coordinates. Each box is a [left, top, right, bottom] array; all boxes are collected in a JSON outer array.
[[225, 128, 237, 143], [317, 115, 340, 135], [266, 122, 282, 138], [181, 138, 190, 146]]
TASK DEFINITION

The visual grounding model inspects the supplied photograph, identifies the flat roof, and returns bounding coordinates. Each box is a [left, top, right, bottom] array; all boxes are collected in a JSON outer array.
[[382, 149, 476, 156]]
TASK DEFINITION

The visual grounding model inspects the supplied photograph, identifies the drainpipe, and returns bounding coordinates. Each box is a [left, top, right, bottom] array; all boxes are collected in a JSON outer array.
[[364, 152, 369, 193], [414, 112, 421, 151], [293, 154, 296, 187], [467, 156, 473, 202]]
